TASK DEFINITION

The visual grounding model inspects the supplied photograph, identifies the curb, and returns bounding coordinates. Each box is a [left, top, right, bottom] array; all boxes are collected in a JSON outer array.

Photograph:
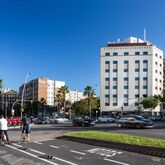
[[57, 135, 165, 158]]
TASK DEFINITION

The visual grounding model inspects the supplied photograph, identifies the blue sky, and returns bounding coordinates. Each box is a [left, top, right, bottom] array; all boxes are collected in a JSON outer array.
[[0, 0, 165, 95]]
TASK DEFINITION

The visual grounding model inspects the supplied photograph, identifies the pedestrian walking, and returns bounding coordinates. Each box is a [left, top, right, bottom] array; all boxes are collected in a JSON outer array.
[[0, 114, 10, 144], [21, 113, 31, 142]]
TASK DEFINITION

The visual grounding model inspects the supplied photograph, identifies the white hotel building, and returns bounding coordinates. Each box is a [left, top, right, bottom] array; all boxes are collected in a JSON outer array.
[[100, 37, 163, 115]]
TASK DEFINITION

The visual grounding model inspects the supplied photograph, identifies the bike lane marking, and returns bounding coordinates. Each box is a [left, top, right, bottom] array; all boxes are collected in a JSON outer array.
[[70, 150, 86, 155]]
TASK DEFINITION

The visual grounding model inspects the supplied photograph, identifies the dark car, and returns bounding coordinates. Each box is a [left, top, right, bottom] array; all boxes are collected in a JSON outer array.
[[116, 115, 153, 128], [72, 116, 95, 127], [149, 116, 161, 121]]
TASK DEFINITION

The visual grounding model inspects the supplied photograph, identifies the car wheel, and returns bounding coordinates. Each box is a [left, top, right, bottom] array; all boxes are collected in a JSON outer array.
[[117, 123, 122, 128], [135, 124, 141, 129]]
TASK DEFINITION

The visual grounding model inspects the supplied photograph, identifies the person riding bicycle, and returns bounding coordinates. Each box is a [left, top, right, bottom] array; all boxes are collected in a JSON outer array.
[[0, 114, 10, 144]]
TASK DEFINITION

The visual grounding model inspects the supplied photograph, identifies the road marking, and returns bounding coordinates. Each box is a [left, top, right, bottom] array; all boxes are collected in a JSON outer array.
[[6, 144, 59, 165], [13, 143, 78, 165], [104, 158, 130, 165], [50, 145, 59, 149], [70, 150, 86, 155], [86, 148, 122, 157], [38, 138, 55, 142], [33, 141, 43, 144]]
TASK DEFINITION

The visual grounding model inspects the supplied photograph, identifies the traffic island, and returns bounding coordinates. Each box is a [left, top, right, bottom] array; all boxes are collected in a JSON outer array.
[[57, 131, 165, 158]]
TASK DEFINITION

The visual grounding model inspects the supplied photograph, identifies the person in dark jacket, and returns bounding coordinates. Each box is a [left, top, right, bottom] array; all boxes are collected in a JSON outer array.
[[21, 113, 31, 142]]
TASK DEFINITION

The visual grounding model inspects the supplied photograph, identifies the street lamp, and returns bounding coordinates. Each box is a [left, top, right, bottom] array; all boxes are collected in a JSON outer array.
[[96, 110, 98, 121], [21, 72, 31, 118]]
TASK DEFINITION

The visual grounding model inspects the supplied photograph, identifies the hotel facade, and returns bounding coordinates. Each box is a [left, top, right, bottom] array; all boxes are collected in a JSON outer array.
[[100, 37, 163, 115]]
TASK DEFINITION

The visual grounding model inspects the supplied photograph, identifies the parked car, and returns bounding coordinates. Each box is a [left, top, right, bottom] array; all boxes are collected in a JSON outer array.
[[34, 117, 50, 124], [72, 116, 95, 127], [116, 115, 154, 128], [97, 115, 116, 123], [55, 117, 65, 124]]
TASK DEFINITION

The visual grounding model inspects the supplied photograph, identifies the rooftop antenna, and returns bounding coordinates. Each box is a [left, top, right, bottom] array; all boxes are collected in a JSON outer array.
[[144, 28, 146, 41]]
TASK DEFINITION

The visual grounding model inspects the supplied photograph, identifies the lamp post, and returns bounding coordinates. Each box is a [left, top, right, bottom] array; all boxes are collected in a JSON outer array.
[[96, 110, 98, 121], [12, 99, 33, 118], [21, 72, 31, 118]]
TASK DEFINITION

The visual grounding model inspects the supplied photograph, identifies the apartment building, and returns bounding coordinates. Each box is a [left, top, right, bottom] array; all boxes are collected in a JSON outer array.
[[65, 90, 86, 103], [19, 77, 65, 106], [0, 88, 19, 114], [100, 37, 163, 115]]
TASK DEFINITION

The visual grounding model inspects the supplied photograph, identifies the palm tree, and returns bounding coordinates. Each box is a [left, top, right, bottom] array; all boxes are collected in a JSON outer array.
[[0, 79, 3, 95], [40, 98, 47, 117], [54, 94, 63, 113], [83, 86, 95, 118], [57, 86, 69, 111]]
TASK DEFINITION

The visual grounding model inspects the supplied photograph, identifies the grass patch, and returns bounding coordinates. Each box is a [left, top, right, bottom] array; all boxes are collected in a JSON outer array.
[[67, 131, 165, 149]]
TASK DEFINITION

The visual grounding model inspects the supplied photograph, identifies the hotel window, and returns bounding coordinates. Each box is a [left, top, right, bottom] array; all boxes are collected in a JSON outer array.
[[135, 86, 139, 89], [155, 70, 157, 73], [105, 52, 110, 56], [113, 94, 117, 98], [155, 53, 158, 57], [143, 68, 148, 72], [105, 103, 110, 106], [113, 86, 117, 89], [135, 52, 140, 55], [124, 52, 129, 56], [124, 103, 128, 106], [105, 69, 110, 72], [113, 69, 117, 72], [155, 78, 157, 82], [124, 77, 129, 81], [160, 56, 162, 59], [113, 102, 117, 106], [105, 78, 110, 81], [135, 77, 139, 81], [113, 77, 117, 81], [105, 86, 110, 89], [143, 86, 148, 89], [124, 60, 129, 64], [105, 94, 110, 98], [135, 102, 139, 106], [155, 61, 158, 65], [155, 87, 157, 90], [124, 86, 128, 89], [124, 69, 128, 72], [160, 64, 162, 67], [113, 52, 118, 56], [135, 60, 140, 64], [143, 94, 147, 98], [105, 61, 110, 64], [135, 94, 139, 98], [160, 72, 162, 75], [124, 94, 128, 98], [143, 60, 148, 63], [135, 69, 140, 72], [113, 61, 118, 64], [143, 51, 148, 55], [143, 77, 148, 80], [160, 88, 162, 91]]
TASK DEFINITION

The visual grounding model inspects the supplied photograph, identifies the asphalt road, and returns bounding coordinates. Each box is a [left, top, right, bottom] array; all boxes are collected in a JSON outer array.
[[1, 122, 164, 165], [8, 121, 165, 142], [1, 139, 165, 165]]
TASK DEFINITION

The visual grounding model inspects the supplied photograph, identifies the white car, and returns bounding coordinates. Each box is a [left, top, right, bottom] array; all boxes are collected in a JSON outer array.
[[55, 117, 65, 124], [98, 116, 116, 123]]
